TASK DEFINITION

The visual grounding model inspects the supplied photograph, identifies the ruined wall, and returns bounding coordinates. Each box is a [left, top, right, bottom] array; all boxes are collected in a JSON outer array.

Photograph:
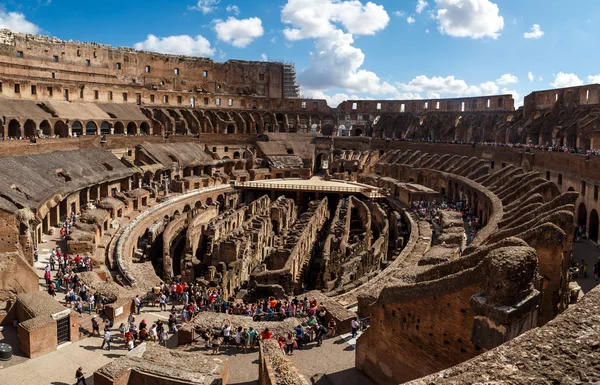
[[253, 198, 329, 293], [356, 245, 541, 385]]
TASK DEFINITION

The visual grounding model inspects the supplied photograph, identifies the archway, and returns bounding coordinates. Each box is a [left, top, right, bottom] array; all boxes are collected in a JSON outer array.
[[321, 124, 334, 136], [315, 153, 325, 173], [86, 121, 98, 136], [71, 121, 83, 136], [226, 124, 235, 134], [140, 122, 150, 135], [577, 203, 587, 228], [233, 151, 240, 159], [40, 120, 51, 136], [217, 194, 225, 214], [590, 210, 599, 243], [127, 122, 137, 135], [114, 122, 125, 134], [24, 120, 36, 137], [100, 121, 111, 135], [54, 121, 68, 137], [353, 128, 363, 137], [8, 120, 21, 138]]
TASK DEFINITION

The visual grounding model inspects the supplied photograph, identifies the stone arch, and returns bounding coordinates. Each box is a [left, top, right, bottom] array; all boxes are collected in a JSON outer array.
[[233, 151, 240, 159], [127, 122, 137, 135], [577, 202, 587, 227], [24, 119, 36, 137], [100, 121, 111, 135], [227, 124, 235, 134], [140, 122, 150, 135], [114, 121, 125, 134], [321, 124, 334, 136], [183, 204, 191, 213], [40, 120, 51, 136], [71, 121, 83, 136], [8, 119, 21, 138], [86, 121, 98, 136], [590, 210, 599, 243], [54, 121, 68, 137], [206, 197, 213, 206]]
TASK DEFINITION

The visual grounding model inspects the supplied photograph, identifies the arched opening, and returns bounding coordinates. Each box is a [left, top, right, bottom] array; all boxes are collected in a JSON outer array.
[[226, 124, 235, 134], [8, 120, 21, 138], [127, 122, 137, 135], [24, 120, 36, 138], [590, 210, 599, 243], [100, 121, 111, 135], [217, 194, 225, 214], [114, 121, 125, 134], [233, 151, 240, 159], [140, 122, 150, 135], [206, 197, 213, 206], [86, 121, 98, 136], [315, 153, 326, 173], [353, 128, 363, 137], [40, 120, 51, 136], [54, 121, 68, 137], [577, 203, 587, 228], [321, 124, 334, 136], [71, 121, 83, 136]]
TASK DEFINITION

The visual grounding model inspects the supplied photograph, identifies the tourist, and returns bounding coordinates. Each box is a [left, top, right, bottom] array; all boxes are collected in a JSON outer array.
[[211, 333, 222, 355], [159, 292, 167, 311], [240, 328, 249, 352], [75, 367, 86, 385], [118, 323, 127, 338], [149, 323, 158, 342], [133, 295, 142, 315], [47, 280, 56, 297], [221, 319, 232, 345], [91, 316, 100, 336], [247, 327, 258, 349], [294, 325, 305, 349], [327, 318, 337, 338], [315, 323, 328, 346], [351, 318, 360, 338], [260, 327, 273, 340], [285, 332, 295, 355], [101, 329, 112, 351], [33, 247, 38, 263]]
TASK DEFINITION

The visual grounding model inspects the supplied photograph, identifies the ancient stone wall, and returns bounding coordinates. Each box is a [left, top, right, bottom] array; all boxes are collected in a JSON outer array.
[[253, 198, 330, 293]]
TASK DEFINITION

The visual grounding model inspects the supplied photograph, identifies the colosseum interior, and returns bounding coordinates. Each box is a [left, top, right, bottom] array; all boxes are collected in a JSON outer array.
[[0, 28, 598, 385]]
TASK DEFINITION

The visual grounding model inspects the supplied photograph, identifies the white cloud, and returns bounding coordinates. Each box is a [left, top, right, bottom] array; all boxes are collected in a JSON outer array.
[[226, 5, 240, 15], [588, 75, 600, 84], [407, 16, 416, 24], [550, 72, 583, 88], [214, 17, 264, 48], [395, 10, 405, 17], [134, 34, 214, 56], [528, 71, 534, 82], [261, 53, 268, 61], [189, 0, 220, 14], [524, 24, 544, 39], [496, 73, 518, 85], [270, 37, 277, 43], [301, 89, 360, 107], [281, 0, 395, 96], [434, 0, 504, 39], [398, 75, 500, 97], [0, 11, 40, 33], [427, 91, 440, 99], [425, 28, 430, 34], [416, 0, 428, 14], [282, 0, 390, 40]]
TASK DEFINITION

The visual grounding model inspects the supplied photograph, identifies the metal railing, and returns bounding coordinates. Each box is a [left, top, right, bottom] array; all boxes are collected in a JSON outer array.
[[235, 181, 369, 193]]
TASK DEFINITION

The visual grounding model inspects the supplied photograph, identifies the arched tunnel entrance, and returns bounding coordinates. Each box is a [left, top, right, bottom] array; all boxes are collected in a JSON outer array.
[[170, 230, 187, 278]]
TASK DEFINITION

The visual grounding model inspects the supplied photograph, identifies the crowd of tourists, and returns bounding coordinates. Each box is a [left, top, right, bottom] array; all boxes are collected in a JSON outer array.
[[384, 138, 600, 157], [411, 198, 481, 248]]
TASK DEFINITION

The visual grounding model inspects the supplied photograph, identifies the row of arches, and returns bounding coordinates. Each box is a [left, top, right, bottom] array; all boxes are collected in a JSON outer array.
[[4, 119, 150, 138], [577, 202, 599, 243]]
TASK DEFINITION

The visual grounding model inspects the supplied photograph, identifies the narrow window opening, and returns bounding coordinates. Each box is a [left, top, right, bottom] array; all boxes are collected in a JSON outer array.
[[31, 85, 37, 95]]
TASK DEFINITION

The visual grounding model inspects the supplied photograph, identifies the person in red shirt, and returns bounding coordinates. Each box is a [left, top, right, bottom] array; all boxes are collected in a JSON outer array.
[[260, 328, 273, 340]]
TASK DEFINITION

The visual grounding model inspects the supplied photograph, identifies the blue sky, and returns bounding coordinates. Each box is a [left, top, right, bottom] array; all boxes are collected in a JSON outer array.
[[5, 0, 600, 107]]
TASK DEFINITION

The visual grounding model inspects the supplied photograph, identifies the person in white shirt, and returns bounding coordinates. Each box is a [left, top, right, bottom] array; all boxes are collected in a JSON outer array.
[[351, 318, 360, 338]]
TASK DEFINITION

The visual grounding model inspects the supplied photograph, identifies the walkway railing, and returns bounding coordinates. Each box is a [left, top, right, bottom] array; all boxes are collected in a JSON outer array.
[[235, 181, 384, 198], [113, 184, 232, 286]]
